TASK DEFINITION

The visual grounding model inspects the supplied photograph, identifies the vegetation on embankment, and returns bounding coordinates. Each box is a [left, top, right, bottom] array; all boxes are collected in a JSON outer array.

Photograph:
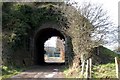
[[63, 63, 116, 78], [63, 46, 120, 78], [92, 63, 116, 78], [1, 65, 25, 79], [91, 46, 120, 78], [92, 46, 120, 64]]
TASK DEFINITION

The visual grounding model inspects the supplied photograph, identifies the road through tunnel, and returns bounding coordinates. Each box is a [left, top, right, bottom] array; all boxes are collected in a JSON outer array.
[[34, 28, 65, 65]]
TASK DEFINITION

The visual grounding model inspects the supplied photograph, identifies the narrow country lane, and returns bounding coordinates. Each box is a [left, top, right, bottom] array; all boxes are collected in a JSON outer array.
[[10, 64, 65, 79]]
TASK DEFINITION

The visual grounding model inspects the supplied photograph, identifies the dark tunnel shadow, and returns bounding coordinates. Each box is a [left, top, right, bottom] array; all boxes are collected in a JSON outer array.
[[34, 28, 65, 65]]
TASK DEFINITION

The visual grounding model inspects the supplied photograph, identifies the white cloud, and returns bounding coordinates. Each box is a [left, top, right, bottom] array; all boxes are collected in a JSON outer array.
[[44, 37, 57, 47]]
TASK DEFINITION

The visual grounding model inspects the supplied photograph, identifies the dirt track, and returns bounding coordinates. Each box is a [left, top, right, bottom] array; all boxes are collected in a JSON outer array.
[[11, 64, 65, 79]]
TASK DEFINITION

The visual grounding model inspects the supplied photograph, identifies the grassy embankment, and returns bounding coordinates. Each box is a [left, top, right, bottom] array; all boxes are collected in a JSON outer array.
[[63, 46, 120, 78]]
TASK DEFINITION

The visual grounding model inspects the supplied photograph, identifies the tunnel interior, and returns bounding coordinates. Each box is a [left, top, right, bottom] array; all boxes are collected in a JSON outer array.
[[34, 28, 65, 65]]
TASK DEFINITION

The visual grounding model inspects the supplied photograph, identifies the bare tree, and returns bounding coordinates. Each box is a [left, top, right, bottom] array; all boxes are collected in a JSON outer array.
[[79, 2, 114, 45], [62, 1, 115, 70]]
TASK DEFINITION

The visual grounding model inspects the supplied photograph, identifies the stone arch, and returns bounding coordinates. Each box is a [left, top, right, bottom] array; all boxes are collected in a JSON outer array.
[[2, 3, 83, 67], [31, 22, 71, 65]]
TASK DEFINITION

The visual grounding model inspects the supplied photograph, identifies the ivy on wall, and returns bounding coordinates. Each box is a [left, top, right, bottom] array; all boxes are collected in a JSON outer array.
[[2, 3, 67, 50], [3, 2, 95, 68]]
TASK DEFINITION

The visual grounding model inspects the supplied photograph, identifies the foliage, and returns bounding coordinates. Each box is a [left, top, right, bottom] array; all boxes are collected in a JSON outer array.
[[100, 46, 120, 58], [2, 2, 114, 72], [63, 46, 118, 78], [70, 2, 114, 70], [2, 65, 24, 79], [2, 3, 67, 51], [58, 1, 114, 70], [92, 63, 116, 78], [63, 67, 81, 78], [92, 46, 120, 64], [63, 63, 116, 78]]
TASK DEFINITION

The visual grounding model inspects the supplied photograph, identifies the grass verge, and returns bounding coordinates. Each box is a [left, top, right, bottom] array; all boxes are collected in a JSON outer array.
[[1, 65, 25, 79], [92, 63, 116, 78], [63, 63, 116, 78]]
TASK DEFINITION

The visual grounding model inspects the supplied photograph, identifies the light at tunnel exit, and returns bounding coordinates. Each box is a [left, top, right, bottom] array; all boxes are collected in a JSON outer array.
[[44, 36, 65, 63]]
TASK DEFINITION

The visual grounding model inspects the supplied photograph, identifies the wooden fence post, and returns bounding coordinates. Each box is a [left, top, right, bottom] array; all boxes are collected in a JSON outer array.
[[86, 60, 89, 78], [115, 57, 120, 79], [81, 58, 92, 78], [89, 58, 92, 78], [81, 60, 85, 77]]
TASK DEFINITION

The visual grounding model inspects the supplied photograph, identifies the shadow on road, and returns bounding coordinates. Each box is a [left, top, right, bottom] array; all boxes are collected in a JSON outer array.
[[10, 63, 66, 79]]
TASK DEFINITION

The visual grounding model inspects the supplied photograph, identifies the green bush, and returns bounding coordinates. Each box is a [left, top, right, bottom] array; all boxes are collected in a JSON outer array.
[[2, 3, 66, 51], [2, 65, 24, 79]]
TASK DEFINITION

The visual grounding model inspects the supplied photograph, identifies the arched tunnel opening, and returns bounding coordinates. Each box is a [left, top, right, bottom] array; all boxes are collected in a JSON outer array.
[[34, 28, 65, 65]]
